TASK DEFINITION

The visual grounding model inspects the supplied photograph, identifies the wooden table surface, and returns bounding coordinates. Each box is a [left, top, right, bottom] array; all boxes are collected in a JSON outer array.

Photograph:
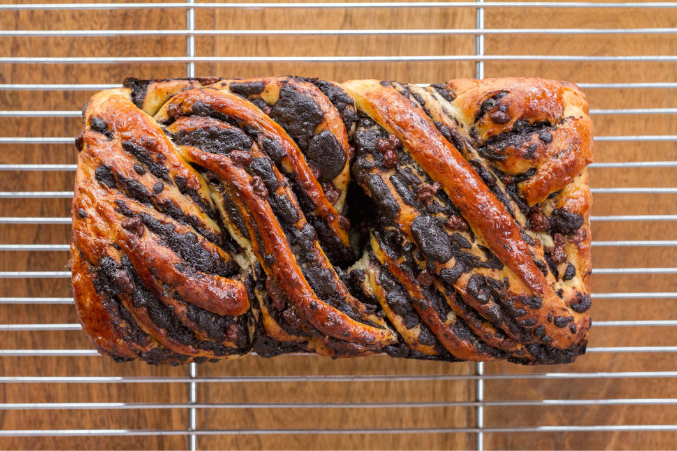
[[0, 0, 676, 449]]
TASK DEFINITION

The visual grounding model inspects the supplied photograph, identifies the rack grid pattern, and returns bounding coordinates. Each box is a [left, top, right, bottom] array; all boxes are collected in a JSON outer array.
[[1, 1, 676, 449]]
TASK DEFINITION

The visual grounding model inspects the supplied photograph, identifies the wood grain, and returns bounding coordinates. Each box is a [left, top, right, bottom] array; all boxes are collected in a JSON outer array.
[[0, 0, 675, 449]]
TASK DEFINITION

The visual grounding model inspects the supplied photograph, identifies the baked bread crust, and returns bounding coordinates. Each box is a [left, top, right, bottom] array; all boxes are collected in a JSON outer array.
[[72, 76, 593, 365]]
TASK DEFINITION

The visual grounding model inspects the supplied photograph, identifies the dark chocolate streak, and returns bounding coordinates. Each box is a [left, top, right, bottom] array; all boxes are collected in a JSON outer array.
[[102, 160, 218, 244], [172, 125, 253, 155], [269, 84, 324, 151], [308, 78, 359, 131], [230, 81, 266, 98], [119, 255, 243, 356]]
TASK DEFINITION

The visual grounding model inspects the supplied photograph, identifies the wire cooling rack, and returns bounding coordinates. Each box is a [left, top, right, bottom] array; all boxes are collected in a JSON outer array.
[[0, 1, 676, 449]]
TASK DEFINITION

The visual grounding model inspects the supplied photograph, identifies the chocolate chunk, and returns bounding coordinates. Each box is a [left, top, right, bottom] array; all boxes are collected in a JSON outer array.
[[476, 91, 508, 122], [569, 323, 577, 334], [261, 137, 287, 162], [389, 173, 418, 207], [117, 174, 152, 205], [95, 164, 117, 188], [571, 292, 592, 313], [523, 296, 543, 309], [533, 325, 545, 337], [512, 308, 528, 317], [77, 208, 88, 219], [549, 208, 584, 235], [411, 216, 453, 263], [554, 316, 573, 328], [417, 323, 438, 346], [269, 84, 324, 151], [229, 81, 265, 97], [518, 317, 537, 328], [306, 130, 346, 182], [430, 83, 455, 102], [448, 233, 470, 250], [249, 158, 279, 192], [152, 182, 164, 194], [466, 275, 493, 305], [133, 163, 147, 175], [302, 264, 343, 306], [476, 245, 504, 270], [366, 174, 400, 220], [490, 110, 511, 124], [378, 268, 420, 329], [75, 133, 84, 151], [524, 143, 538, 159], [539, 130, 553, 144], [268, 194, 299, 225], [514, 167, 537, 183], [139, 212, 238, 277], [534, 259, 549, 276], [563, 263, 576, 281], [222, 192, 249, 239], [190, 102, 233, 124], [443, 126, 466, 152], [485, 305, 504, 326], [89, 117, 114, 140]]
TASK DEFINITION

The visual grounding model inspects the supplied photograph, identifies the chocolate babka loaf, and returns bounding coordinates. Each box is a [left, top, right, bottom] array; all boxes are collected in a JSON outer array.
[[71, 76, 593, 365]]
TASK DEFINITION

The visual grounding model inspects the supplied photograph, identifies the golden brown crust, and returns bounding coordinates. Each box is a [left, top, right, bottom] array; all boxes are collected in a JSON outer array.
[[123, 77, 223, 116], [73, 76, 593, 365], [445, 77, 594, 205]]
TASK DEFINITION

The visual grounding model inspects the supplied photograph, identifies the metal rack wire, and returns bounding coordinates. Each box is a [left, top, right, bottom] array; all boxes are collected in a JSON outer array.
[[1, 1, 676, 449]]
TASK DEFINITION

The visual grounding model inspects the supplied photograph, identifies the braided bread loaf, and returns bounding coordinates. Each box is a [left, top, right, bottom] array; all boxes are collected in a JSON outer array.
[[72, 76, 593, 365]]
